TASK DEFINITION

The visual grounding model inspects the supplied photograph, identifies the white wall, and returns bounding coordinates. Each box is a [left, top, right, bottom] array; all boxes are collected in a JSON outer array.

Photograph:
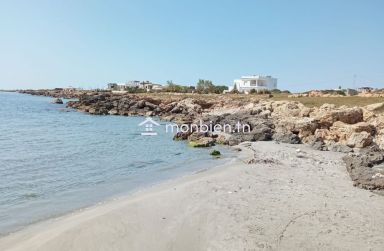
[[233, 76, 277, 93]]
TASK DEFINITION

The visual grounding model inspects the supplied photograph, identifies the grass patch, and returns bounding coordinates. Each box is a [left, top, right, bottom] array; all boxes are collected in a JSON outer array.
[[271, 94, 384, 108], [129, 92, 384, 110]]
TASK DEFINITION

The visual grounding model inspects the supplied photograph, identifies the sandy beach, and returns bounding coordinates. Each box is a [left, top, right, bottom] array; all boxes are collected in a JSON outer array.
[[0, 141, 383, 251]]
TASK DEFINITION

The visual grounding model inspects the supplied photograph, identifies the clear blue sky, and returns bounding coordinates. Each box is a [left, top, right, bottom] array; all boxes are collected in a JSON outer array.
[[0, 0, 383, 92]]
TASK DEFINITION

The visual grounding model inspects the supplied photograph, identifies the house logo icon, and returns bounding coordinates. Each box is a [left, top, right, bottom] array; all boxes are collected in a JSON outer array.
[[138, 117, 160, 136]]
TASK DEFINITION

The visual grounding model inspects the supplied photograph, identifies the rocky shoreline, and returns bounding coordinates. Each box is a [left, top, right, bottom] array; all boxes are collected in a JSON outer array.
[[19, 89, 86, 99], [21, 90, 384, 191]]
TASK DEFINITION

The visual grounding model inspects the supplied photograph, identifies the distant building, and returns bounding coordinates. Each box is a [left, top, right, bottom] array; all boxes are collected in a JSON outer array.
[[229, 75, 277, 93], [63, 86, 77, 91], [107, 83, 118, 90], [151, 84, 164, 91], [126, 81, 141, 88], [346, 88, 358, 96], [358, 87, 375, 93], [107, 81, 163, 92]]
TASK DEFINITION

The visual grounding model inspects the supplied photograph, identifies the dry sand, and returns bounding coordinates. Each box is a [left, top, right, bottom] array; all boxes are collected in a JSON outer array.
[[1, 141, 384, 251]]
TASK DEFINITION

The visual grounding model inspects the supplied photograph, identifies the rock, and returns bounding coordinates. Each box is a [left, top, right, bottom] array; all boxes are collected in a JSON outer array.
[[314, 129, 330, 140], [271, 101, 305, 117], [299, 107, 312, 117], [342, 149, 384, 190], [314, 107, 364, 127], [188, 131, 209, 142], [189, 137, 215, 147], [228, 133, 255, 146], [293, 117, 319, 138], [363, 109, 376, 121], [327, 142, 353, 153], [52, 98, 63, 104], [108, 109, 118, 115], [173, 131, 192, 141], [272, 132, 301, 144], [136, 100, 146, 109], [88, 108, 97, 114], [251, 125, 273, 141], [215, 132, 231, 145], [145, 101, 158, 110], [346, 132, 373, 148], [374, 129, 384, 150], [319, 103, 336, 111], [310, 139, 326, 151], [305, 136, 326, 151], [259, 110, 271, 118], [365, 103, 384, 111], [328, 121, 374, 147]]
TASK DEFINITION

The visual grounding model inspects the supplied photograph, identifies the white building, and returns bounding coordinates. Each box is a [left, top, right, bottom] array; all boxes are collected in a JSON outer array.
[[229, 75, 277, 93], [107, 81, 163, 92]]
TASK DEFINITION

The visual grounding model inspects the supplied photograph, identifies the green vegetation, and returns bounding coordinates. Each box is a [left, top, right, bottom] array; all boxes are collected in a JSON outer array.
[[188, 141, 199, 147], [151, 79, 229, 94], [196, 79, 228, 94], [210, 150, 221, 156], [271, 93, 384, 108], [163, 81, 194, 93], [125, 87, 146, 93], [230, 84, 239, 94], [248, 89, 271, 95]]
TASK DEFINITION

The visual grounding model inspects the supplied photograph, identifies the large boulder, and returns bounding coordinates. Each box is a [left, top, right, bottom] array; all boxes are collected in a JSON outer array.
[[346, 132, 373, 148], [189, 137, 215, 147], [173, 131, 192, 140], [52, 98, 63, 104], [327, 142, 353, 153], [374, 129, 384, 150], [188, 131, 209, 142], [272, 132, 301, 144], [342, 149, 384, 190], [313, 107, 364, 128], [365, 103, 384, 112], [271, 101, 306, 118], [215, 132, 232, 144], [328, 121, 374, 147], [273, 117, 318, 143], [227, 133, 256, 146]]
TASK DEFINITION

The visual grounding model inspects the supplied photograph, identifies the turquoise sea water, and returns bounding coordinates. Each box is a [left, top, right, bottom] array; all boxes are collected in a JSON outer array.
[[0, 92, 233, 235]]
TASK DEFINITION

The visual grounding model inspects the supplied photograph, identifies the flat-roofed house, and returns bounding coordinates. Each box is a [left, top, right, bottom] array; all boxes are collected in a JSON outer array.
[[229, 75, 277, 93]]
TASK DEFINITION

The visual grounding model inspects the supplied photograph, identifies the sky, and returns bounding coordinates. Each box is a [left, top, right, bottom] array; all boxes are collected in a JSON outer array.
[[0, 0, 383, 92]]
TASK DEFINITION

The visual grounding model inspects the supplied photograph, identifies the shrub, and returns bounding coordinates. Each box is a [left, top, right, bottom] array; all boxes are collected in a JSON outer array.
[[210, 150, 221, 156], [271, 89, 282, 94]]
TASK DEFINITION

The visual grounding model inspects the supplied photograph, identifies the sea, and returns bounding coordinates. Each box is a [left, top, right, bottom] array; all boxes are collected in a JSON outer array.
[[0, 92, 234, 235]]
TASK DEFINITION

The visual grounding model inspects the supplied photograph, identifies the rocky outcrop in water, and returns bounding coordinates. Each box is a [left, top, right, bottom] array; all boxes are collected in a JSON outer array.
[[19, 89, 85, 99], [52, 98, 64, 104]]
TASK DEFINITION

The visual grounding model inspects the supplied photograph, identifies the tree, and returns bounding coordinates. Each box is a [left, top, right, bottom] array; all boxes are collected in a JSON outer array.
[[271, 89, 282, 94], [196, 79, 215, 94], [230, 84, 239, 94], [164, 80, 183, 92], [212, 85, 228, 94]]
